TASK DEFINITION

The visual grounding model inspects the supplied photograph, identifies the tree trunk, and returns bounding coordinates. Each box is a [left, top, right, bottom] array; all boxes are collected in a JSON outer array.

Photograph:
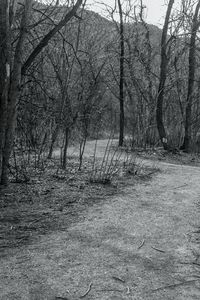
[[1, 0, 33, 185], [118, 0, 125, 147], [62, 127, 69, 169], [0, 0, 10, 182], [181, 0, 200, 152], [48, 125, 59, 159], [156, 0, 174, 150]]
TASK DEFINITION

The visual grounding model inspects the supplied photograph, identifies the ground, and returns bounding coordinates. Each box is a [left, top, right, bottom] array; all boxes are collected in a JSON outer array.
[[0, 140, 200, 300]]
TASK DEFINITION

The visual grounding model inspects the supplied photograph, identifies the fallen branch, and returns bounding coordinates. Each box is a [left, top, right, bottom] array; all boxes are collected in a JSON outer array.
[[173, 184, 188, 189], [112, 276, 125, 283], [80, 282, 93, 298], [193, 262, 200, 267], [179, 261, 193, 265], [152, 279, 200, 292], [192, 230, 200, 234], [138, 239, 145, 250], [187, 274, 200, 279], [98, 288, 124, 293], [151, 246, 165, 253]]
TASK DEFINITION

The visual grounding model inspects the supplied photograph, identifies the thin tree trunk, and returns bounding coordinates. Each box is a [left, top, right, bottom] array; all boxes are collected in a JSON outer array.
[[181, 0, 200, 152], [118, 0, 125, 147], [0, 0, 10, 181], [79, 133, 87, 171], [48, 125, 59, 159], [1, 0, 33, 185], [62, 127, 69, 169], [156, 0, 174, 150]]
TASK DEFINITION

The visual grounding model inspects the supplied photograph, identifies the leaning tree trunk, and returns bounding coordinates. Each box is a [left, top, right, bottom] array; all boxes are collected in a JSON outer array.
[[181, 0, 200, 152], [156, 0, 174, 150], [117, 0, 125, 147], [1, 0, 33, 185]]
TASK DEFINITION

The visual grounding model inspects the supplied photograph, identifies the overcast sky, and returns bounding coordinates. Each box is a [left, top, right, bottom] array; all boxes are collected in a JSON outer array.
[[85, 0, 169, 27]]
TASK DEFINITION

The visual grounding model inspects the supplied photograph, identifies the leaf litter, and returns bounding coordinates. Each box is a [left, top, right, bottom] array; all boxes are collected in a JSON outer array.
[[0, 154, 156, 253]]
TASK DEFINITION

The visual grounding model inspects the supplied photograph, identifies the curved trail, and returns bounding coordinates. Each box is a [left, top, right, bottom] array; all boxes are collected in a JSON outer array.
[[0, 140, 200, 299]]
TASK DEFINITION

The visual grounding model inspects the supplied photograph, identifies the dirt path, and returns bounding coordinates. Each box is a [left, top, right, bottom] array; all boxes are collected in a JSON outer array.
[[1, 140, 200, 299]]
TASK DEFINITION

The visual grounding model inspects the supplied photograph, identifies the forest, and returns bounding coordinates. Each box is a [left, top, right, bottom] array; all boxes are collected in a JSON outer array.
[[1, 1, 200, 299], [1, 0, 200, 185]]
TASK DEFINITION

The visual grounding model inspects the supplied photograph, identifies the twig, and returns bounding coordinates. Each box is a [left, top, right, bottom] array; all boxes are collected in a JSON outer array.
[[173, 184, 188, 189], [18, 236, 29, 242], [112, 276, 125, 283], [138, 239, 145, 249], [55, 290, 70, 299], [126, 286, 130, 294], [98, 288, 124, 293], [192, 230, 200, 234], [187, 274, 200, 278], [151, 246, 165, 253], [28, 217, 43, 228], [179, 261, 193, 265], [80, 282, 93, 298], [152, 279, 200, 292]]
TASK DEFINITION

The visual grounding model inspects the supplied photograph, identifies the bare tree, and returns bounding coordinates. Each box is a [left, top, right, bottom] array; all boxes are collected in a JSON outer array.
[[181, 0, 200, 152], [156, 0, 175, 150], [0, 0, 83, 185], [117, 0, 125, 146]]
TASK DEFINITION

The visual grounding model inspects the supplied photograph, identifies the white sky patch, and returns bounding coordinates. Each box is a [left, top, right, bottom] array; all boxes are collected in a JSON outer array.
[[85, 0, 173, 27], [38, 0, 183, 28]]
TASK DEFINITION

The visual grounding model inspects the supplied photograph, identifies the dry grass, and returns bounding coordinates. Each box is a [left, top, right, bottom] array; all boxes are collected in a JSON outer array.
[[0, 154, 157, 254]]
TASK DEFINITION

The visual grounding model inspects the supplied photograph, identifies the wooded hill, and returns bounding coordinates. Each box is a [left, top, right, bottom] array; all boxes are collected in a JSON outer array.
[[18, 3, 164, 150]]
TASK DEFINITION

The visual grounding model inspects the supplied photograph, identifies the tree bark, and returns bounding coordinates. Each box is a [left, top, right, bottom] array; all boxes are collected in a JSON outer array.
[[0, 0, 11, 182], [156, 0, 174, 150], [1, 0, 33, 185], [117, 0, 125, 147], [181, 0, 200, 152], [62, 127, 69, 169], [48, 125, 59, 159]]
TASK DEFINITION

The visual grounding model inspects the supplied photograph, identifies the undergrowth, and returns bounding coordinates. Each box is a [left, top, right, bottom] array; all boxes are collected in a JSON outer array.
[[0, 140, 159, 252]]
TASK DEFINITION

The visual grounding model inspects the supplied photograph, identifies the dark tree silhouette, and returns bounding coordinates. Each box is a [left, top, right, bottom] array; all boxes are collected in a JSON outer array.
[[156, 0, 174, 150], [0, 0, 83, 185], [181, 0, 200, 152], [117, 0, 125, 147]]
